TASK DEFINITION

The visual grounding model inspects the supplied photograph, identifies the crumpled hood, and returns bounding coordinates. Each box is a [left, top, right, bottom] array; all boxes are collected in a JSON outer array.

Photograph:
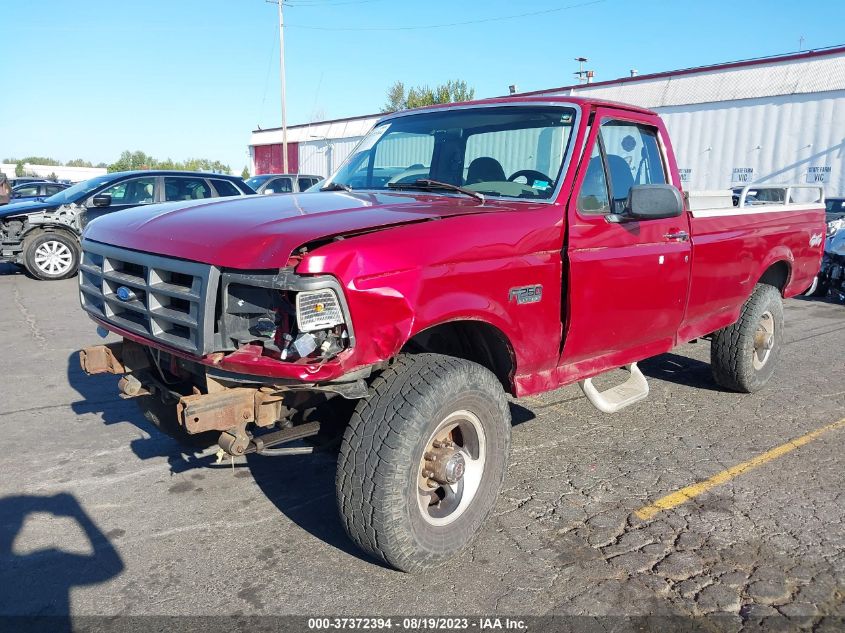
[[0, 199, 55, 219], [82, 191, 497, 269]]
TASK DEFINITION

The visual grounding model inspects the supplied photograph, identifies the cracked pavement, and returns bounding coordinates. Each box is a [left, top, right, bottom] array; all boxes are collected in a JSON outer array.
[[0, 263, 843, 630]]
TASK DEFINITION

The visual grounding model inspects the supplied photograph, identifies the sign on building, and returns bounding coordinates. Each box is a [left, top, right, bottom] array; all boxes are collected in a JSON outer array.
[[731, 167, 754, 184], [805, 166, 831, 184]]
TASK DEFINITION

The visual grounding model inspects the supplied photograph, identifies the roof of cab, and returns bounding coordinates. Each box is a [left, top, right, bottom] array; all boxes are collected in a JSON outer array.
[[376, 94, 657, 121]]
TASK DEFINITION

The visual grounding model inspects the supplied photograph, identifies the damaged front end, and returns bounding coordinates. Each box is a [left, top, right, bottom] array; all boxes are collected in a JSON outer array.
[[78, 240, 369, 457], [79, 338, 363, 457]]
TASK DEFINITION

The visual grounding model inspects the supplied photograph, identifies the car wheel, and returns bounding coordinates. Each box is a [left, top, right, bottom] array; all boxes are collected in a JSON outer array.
[[710, 284, 784, 393], [24, 232, 80, 281], [336, 354, 511, 571]]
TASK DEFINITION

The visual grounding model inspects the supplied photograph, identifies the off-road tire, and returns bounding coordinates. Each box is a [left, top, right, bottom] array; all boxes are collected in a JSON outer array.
[[23, 231, 80, 281], [336, 354, 511, 572], [711, 283, 784, 393]]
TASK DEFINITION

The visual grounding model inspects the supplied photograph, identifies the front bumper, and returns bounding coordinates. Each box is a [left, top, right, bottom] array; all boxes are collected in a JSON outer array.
[[79, 338, 369, 441]]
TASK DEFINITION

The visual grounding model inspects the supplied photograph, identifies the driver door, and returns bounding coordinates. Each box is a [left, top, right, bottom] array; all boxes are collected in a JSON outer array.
[[561, 110, 691, 375]]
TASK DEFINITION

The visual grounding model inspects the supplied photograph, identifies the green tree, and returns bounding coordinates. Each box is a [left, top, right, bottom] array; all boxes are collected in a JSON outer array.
[[381, 81, 407, 113], [108, 150, 155, 172], [381, 79, 475, 112], [18, 156, 62, 166], [66, 158, 94, 168], [108, 150, 231, 174], [241, 166, 250, 180]]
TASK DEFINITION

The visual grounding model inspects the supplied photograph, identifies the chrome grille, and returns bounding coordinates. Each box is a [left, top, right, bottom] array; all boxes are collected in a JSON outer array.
[[78, 240, 219, 354]]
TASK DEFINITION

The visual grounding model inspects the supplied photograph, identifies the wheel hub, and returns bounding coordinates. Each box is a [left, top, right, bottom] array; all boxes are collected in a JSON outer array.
[[416, 410, 487, 527], [752, 310, 775, 370], [423, 442, 466, 485]]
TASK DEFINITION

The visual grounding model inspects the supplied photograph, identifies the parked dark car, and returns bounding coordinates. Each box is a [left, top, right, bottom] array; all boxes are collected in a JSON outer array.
[[8, 176, 47, 189], [0, 170, 253, 280], [245, 173, 323, 195], [7, 181, 71, 204]]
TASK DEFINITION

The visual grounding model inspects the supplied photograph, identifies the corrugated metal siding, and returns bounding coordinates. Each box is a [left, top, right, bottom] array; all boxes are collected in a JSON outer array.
[[298, 138, 363, 178], [556, 51, 845, 108], [658, 91, 845, 195]]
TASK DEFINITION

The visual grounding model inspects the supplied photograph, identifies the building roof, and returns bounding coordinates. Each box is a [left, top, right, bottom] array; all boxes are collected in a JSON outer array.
[[251, 44, 845, 145], [524, 44, 845, 110]]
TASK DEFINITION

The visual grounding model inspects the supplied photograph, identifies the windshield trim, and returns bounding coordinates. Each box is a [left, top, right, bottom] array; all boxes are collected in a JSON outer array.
[[324, 101, 583, 206]]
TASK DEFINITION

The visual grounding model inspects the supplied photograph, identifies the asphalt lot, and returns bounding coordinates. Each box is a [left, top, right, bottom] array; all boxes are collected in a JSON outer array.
[[0, 262, 843, 630]]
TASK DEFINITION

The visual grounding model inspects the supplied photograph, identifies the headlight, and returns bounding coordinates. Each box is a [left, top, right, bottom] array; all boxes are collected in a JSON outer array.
[[296, 289, 345, 332]]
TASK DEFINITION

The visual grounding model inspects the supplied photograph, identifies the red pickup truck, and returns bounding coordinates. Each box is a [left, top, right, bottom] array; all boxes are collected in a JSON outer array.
[[78, 96, 825, 571]]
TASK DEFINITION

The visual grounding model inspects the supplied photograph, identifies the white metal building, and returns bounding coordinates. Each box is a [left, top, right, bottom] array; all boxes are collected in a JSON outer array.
[[249, 45, 845, 197], [0, 163, 106, 183]]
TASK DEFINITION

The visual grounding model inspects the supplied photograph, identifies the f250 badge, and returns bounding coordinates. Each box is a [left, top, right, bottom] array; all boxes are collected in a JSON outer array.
[[509, 285, 543, 305], [809, 233, 824, 247]]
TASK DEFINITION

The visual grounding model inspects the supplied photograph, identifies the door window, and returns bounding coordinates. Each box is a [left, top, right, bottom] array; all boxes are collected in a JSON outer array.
[[576, 144, 611, 215], [164, 177, 211, 201], [100, 177, 157, 205], [297, 177, 316, 191], [210, 179, 241, 197], [13, 185, 40, 197], [599, 121, 666, 213], [266, 177, 292, 193]]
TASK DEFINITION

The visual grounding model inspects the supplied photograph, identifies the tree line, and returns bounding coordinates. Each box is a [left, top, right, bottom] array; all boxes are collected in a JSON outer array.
[[5, 152, 232, 176], [106, 151, 231, 174]]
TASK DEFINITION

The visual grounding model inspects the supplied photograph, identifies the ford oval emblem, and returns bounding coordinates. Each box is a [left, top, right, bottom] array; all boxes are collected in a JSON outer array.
[[116, 286, 135, 302]]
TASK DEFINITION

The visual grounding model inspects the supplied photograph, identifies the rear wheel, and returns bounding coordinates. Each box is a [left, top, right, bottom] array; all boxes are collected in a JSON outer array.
[[336, 354, 511, 571], [710, 284, 784, 393], [23, 231, 79, 280]]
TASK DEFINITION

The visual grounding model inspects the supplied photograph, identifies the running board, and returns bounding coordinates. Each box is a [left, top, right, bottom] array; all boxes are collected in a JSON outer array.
[[578, 363, 649, 413]]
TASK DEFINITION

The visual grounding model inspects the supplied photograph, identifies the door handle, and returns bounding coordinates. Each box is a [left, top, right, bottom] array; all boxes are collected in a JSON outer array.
[[664, 230, 689, 242]]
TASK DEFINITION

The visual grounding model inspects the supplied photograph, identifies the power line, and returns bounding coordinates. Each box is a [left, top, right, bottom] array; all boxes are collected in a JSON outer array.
[[284, 0, 605, 31], [284, 0, 387, 6]]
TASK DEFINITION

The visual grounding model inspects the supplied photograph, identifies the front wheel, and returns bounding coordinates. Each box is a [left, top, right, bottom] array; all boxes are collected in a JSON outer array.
[[23, 231, 80, 280], [710, 284, 784, 393], [336, 354, 511, 572]]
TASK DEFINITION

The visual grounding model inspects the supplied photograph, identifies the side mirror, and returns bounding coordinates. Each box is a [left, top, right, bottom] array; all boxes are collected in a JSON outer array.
[[92, 194, 112, 208], [263, 189, 275, 195], [607, 184, 684, 222]]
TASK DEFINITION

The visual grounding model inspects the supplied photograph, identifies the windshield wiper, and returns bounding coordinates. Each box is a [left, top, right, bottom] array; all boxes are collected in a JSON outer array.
[[320, 182, 353, 192], [387, 179, 484, 202]]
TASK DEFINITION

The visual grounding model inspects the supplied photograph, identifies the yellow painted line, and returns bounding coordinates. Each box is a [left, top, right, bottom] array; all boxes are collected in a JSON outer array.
[[635, 417, 845, 521]]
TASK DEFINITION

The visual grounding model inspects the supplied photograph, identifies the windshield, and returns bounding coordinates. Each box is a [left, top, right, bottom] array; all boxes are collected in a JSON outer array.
[[327, 105, 576, 200], [245, 175, 274, 189], [43, 174, 115, 204]]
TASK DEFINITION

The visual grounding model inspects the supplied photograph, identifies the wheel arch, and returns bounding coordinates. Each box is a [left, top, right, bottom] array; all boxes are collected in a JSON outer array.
[[757, 259, 791, 295], [401, 319, 517, 395]]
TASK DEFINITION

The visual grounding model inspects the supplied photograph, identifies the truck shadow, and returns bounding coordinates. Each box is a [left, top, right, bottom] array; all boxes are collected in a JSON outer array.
[[65, 353, 219, 474], [0, 492, 123, 630], [638, 351, 724, 392], [246, 451, 384, 566]]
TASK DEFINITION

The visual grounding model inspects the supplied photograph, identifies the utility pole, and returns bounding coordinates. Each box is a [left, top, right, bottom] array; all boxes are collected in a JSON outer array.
[[268, 0, 289, 173]]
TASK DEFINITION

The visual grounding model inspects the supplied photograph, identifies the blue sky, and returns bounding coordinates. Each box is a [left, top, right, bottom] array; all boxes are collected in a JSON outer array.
[[1, 0, 842, 173]]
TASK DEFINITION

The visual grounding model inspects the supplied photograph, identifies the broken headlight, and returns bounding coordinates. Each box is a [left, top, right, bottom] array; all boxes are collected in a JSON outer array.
[[295, 289, 345, 332]]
